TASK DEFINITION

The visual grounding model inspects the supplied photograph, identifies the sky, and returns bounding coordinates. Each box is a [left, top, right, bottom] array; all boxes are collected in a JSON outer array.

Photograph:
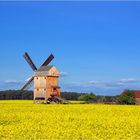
[[0, 1, 140, 95]]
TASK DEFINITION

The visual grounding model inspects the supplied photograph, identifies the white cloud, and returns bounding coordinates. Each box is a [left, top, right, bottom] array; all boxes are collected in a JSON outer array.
[[88, 78, 140, 88], [60, 72, 69, 76], [103, 82, 124, 88], [118, 78, 139, 83], [4, 80, 21, 84], [88, 81, 99, 85]]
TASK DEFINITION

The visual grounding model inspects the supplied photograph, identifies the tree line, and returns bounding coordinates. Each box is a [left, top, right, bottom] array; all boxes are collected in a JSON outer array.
[[0, 90, 136, 105], [0, 90, 116, 102]]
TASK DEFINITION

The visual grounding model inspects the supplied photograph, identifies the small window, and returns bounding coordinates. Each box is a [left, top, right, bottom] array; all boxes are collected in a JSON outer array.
[[44, 77, 46, 79], [36, 77, 38, 80], [37, 88, 39, 91]]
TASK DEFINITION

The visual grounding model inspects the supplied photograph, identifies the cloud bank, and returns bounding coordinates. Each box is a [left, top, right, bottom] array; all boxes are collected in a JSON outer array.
[[1, 78, 140, 96], [0, 80, 23, 91], [61, 78, 140, 96]]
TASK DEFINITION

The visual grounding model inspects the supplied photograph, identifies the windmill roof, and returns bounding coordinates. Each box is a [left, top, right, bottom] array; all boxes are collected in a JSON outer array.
[[37, 66, 53, 72]]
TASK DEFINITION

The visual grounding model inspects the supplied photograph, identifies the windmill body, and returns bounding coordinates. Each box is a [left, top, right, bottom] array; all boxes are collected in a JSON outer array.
[[34, 66, 60, 100]]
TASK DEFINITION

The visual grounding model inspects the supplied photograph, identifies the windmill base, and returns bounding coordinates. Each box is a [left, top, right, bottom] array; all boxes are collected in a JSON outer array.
[[34, 96, 68, 104]]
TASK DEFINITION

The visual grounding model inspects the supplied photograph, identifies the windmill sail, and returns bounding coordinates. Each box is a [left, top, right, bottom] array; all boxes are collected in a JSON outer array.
[[21, 77, 34, 92], [23, 52, 37, 71], [41, 54, 54, 66]]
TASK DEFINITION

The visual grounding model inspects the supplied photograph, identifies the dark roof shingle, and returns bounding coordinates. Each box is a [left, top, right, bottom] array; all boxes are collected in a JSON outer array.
[[37, 66, 53, 72]]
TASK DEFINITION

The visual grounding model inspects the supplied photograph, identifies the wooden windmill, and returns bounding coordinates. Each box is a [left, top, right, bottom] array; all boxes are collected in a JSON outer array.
[[21, 52, 63, 104]]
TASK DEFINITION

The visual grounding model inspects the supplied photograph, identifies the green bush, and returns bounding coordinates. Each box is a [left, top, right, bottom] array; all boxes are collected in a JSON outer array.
[[78, 93, 97, 102], [117, 90, 135, 105]]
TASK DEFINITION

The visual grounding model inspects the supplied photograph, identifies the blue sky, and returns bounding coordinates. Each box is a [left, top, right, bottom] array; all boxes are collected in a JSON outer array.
[[0, 1, 140, 95]]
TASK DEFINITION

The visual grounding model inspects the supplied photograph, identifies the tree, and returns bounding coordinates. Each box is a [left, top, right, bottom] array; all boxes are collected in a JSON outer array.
[[78, 93, 97, 102], [96, 96, 107, 103], [61, 92, 85, 100], [117, 90, 135, 105], [0, 90, 33, 100]]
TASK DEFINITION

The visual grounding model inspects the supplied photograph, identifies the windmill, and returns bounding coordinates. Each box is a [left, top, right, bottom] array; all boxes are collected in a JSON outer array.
[[21, 52, 63, 104]]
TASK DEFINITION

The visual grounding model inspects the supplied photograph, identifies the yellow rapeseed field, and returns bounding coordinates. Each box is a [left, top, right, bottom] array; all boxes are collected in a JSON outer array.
[[0, 100, 140, 140]]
